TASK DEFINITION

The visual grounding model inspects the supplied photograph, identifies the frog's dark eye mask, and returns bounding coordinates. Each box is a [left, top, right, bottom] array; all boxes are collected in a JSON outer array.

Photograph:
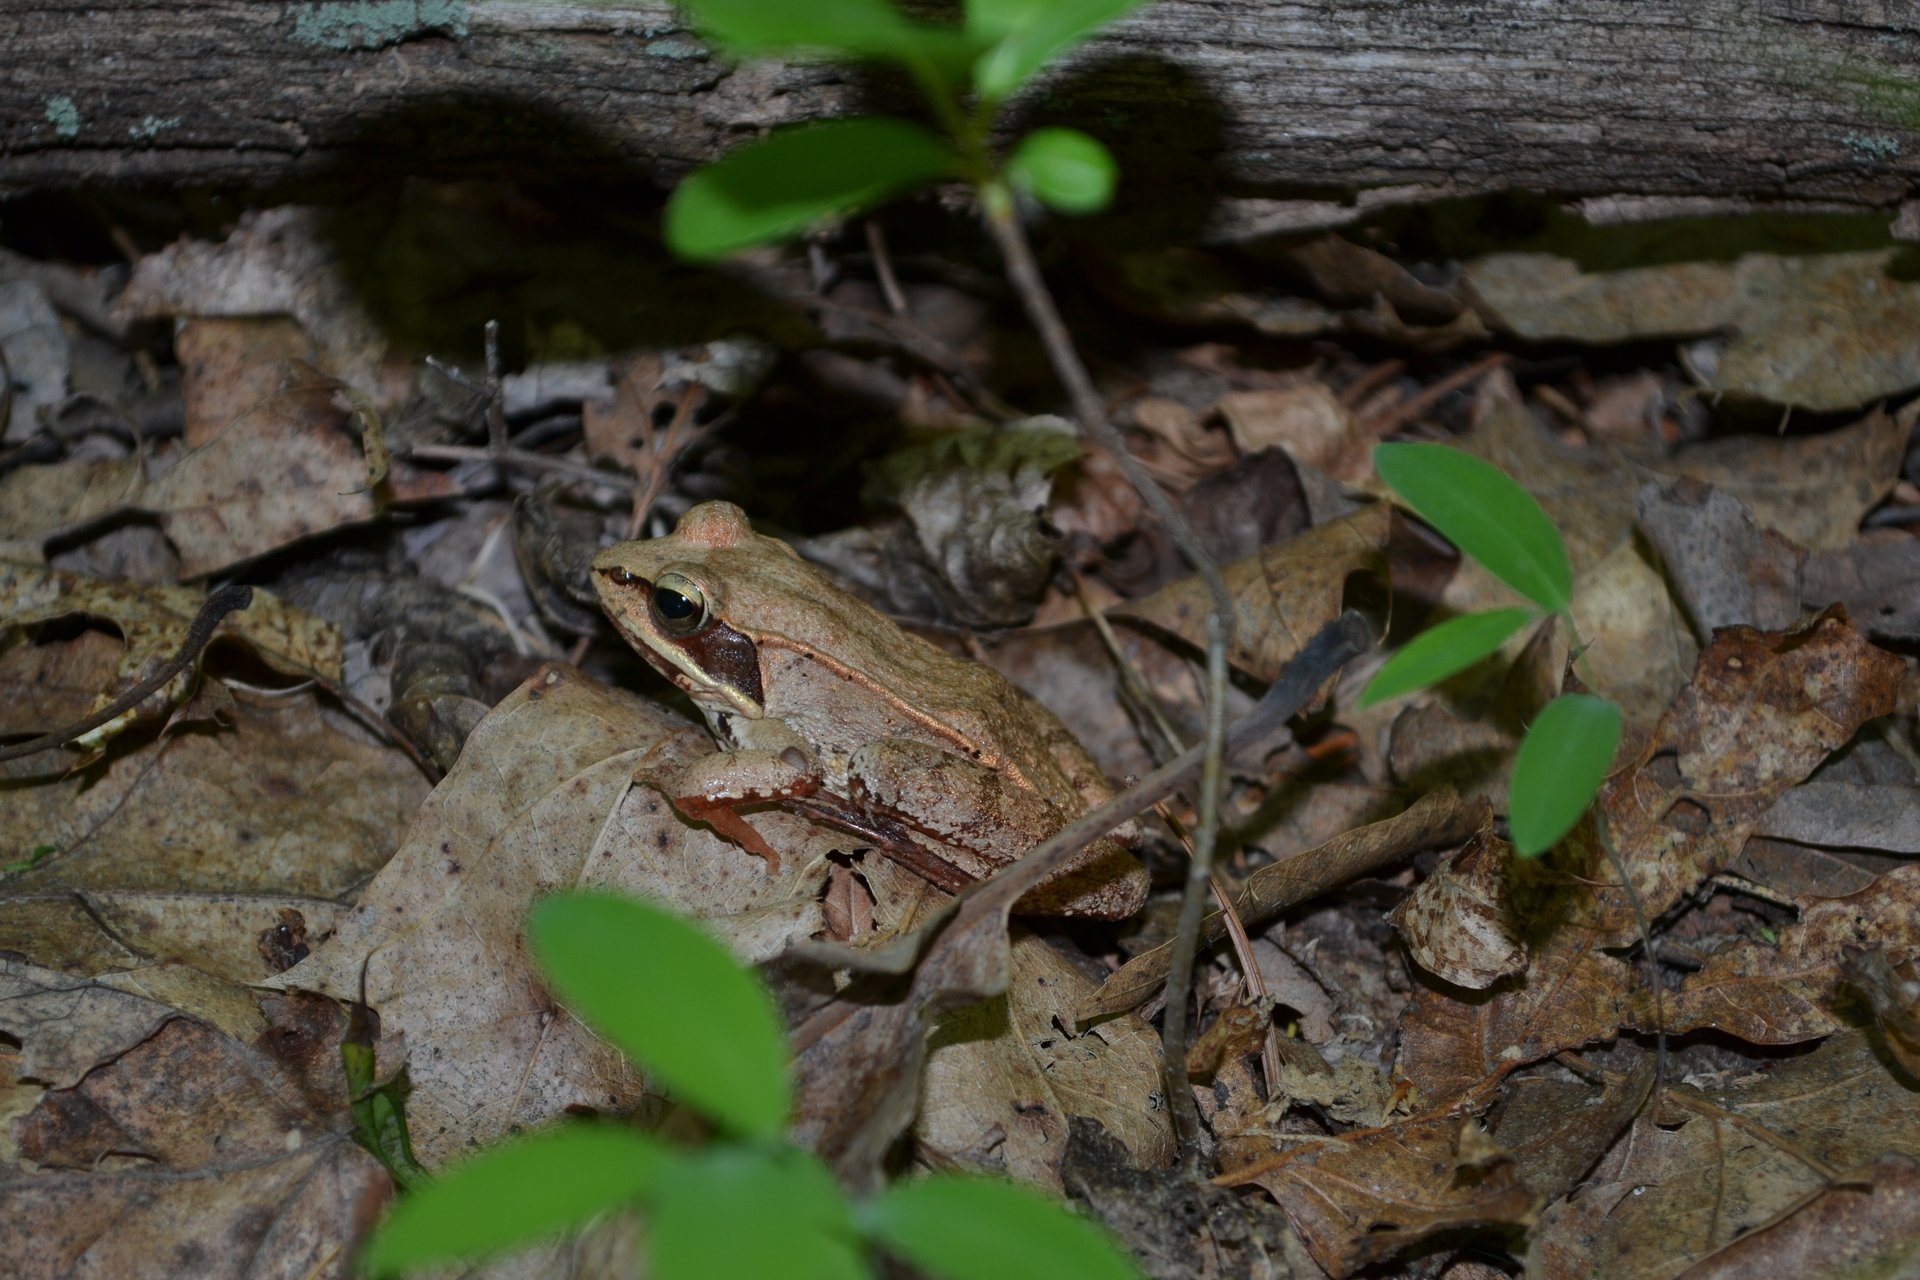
[[598, 564, 764, 711]]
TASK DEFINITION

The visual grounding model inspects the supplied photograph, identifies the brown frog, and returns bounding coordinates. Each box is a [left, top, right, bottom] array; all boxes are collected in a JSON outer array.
[[592, 501, 1147, 918]]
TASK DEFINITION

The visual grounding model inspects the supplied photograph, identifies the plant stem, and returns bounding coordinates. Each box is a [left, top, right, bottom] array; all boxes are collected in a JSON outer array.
[[979, 191, 1237, 1165]]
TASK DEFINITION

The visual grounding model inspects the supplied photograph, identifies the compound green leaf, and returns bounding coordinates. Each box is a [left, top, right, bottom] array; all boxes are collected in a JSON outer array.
[[973, 0, 1148, 100], [1374, 443, 1573, 614], [666, 119, 956, 261], [1509, 694, 1622, 856], [1006, 127, 1117, 213], [861, 1175, 1142, 1280], [529, 893, 790, 1139], [360, 1125, 673, 1275], [1357, 607, 1538, 708]]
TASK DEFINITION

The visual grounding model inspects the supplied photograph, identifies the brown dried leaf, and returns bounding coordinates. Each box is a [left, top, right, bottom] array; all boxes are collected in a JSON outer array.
[[2, 686, 419, 901], [1592, 609, 1904, 941], [1116, 501, 1390, 683], [176, 315, 317, 448], [1218, 1088, 1532, 1277], [1802, 529, 1920, 644], [1636, 478, 1806, 638], [1639, 863, 1920, 1045], [1396, 611, 1902, 1102], [1217, 383, 1370, 483], [0, 457, 144, 548], [1528, 1031, 1920, 1279], [1466, 249, 1920, 411], [274, 664, 838, 1166], [141, 364, 455, 576], [1491, 1061, 1654, 1205], [1753, 781, 1920, 855], [1667, 403, 1912, 551], [1673, 1153, 1920, 1280], [0, 964, 385, 1280], [918, 930, 1172, 1191], [116, 207, 388, 393], [0, 567, 344, 732]]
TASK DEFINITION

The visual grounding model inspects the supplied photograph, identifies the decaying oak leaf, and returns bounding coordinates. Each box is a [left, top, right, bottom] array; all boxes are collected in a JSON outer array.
[[918, 929, 1172, 1192], [1673, 1153, 1920, 1280], [1465, 249, 1920, 412], [1216, 1086, 1532, 1278], [1115, 500, 1390, 684], [1636, 478, 1806, 638], [1490, 1060, 1654, 1206], [176, 315, 320, 447], [1395, 609, 1901, 1103], [0, 457, 144, 551], [1, 685, 422, 910], [0, 962, 386, 1280], [273, 664, 841, 1166], [1664, 402, 1913, 551], [116, 207, 389, 393], [1528, 1031, 1920, 1279], [1586, 607, 1904, 943], [139, 363, 455, 577], [1636, 863, 1920, 1045]]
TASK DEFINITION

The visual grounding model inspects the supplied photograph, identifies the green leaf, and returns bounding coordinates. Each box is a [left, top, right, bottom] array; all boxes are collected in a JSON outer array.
[[680, 0, 916, 58], [1508, 694, 1622, 856], [1006, 128, 1117, 213], [666, 119, 956, 261], [529, 892, 791, 1139], [343, 998, 429, 1190], [1373, 443, 1573, 614], [1357, 607, 1539, 708], [974, 0, 1149, 100], [650, 1146, 863, 1280], [360, 1125, 673, 1275], [861, 1175, 1142, 1280]]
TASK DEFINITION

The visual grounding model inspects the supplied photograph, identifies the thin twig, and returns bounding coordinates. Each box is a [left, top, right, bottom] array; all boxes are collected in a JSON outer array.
[[1365, 352, 1511, 436], [864, 219, 910, 316], [483, 319, 507, 453], [407, 443, 628, 490], [980, 196, 1237, 1165]]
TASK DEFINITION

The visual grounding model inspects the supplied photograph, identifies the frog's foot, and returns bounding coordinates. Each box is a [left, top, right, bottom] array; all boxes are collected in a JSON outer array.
[[669, 797, 785, 872], [633, 749, 820, 873]]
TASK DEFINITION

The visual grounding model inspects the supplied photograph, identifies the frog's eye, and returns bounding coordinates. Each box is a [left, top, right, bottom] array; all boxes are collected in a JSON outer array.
[[650, 572, 708, 636]]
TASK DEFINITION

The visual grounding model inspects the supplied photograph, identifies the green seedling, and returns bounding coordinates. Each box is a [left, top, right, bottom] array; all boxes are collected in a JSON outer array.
[[1360, 443, 1622, 855], [360, 891, 1141, 1280], [659, 0, 1145, 260]]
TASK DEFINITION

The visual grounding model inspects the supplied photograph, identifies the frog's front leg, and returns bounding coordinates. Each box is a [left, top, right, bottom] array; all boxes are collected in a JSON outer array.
[[845, 739, 1148, 919], [635, 747, 818, 872]]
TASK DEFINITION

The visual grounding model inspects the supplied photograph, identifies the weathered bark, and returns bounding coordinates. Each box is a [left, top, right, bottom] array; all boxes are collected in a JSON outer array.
[[4, 1, 1918, 233]]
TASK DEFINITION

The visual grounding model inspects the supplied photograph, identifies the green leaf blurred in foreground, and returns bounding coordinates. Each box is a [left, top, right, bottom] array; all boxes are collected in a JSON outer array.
[[529, 892, 791, 1139], [861, 1174, 1143, 1280], [666, 119, 956, 260], [1007, 127, 1118, 213], [361, 1126, 672, 1274]]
